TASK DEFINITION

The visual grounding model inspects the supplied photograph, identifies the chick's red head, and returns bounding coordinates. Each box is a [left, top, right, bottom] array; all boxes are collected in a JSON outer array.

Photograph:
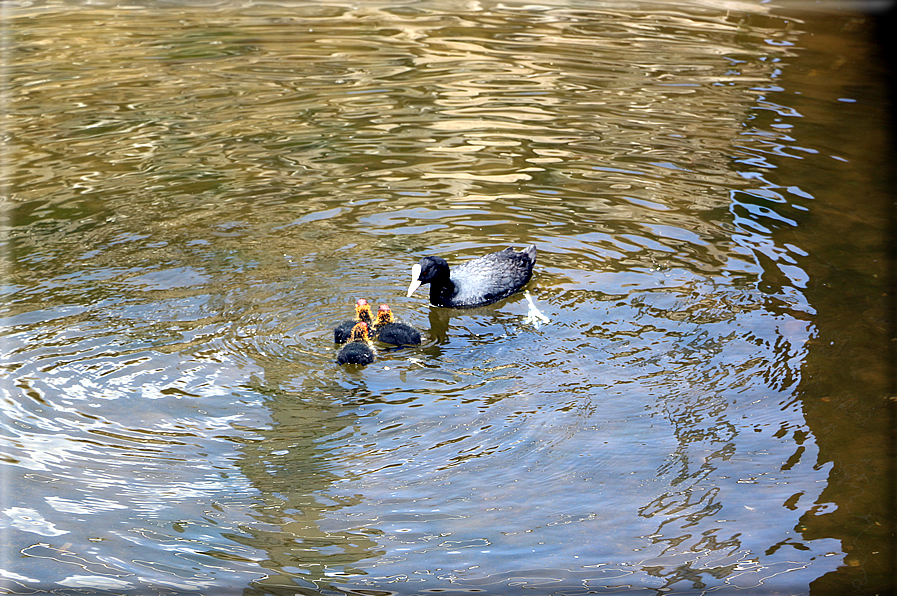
[[376, 304, 394, 325], [355, 299, 372, 323], [350, 321, 370, 341]]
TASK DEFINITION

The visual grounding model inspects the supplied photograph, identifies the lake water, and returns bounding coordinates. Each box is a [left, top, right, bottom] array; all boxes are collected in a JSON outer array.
[[1, 1, 893, 595]]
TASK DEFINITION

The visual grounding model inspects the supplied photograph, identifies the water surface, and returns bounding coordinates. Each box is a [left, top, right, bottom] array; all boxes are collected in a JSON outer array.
[[1, 1, 893, 595]]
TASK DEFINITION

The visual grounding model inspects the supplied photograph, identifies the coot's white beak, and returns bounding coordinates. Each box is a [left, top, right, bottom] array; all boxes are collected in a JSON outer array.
[[407, 263, 422, 297]]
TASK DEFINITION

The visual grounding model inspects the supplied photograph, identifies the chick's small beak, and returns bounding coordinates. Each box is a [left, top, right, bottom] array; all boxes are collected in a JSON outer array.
[[407, 263, 423, 297]]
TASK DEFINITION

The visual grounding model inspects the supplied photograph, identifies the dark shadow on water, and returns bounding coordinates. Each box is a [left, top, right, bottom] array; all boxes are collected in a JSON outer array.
[[231, 377, 383, 595]]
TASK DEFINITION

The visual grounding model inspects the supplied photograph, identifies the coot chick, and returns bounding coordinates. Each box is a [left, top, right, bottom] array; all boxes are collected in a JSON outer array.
[[373, 304, 422, 346], [406, 245, 537, 308], [333, 298, 373, 343], [337, 322, 375, 365]]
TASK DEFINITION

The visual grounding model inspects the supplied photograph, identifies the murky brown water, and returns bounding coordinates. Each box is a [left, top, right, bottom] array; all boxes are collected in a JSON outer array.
[[1, 1, 893, 595]]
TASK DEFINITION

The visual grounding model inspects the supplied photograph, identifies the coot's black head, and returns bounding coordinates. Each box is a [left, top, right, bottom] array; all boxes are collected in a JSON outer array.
[[407, 256, 449, 297]]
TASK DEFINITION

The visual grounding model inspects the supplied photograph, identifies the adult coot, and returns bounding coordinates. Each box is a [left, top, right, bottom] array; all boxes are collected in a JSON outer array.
[[406, 245, 537, 308], [337, 322, 375, 365], [373, 304, 422, 346], [333, 298, 373, 343]]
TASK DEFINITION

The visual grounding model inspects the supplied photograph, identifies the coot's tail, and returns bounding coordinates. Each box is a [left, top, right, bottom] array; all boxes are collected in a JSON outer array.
[[523, 245, 537, 263]]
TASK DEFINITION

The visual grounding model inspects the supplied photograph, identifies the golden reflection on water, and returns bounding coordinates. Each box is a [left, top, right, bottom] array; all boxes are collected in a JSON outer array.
[[1, 1, 893, 595]]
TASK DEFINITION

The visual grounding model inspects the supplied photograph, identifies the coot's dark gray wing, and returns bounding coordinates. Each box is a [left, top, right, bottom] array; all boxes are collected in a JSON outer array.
[[450, 246, 536, 307]]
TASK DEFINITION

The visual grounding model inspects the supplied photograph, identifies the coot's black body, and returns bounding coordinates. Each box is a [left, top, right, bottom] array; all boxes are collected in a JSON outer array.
[[333, 321, 357, 344], [373, 304, 422, 346], [337, 342, 375, 365], [334, 299, 373, 344], [407, 245, 536, 308], [337, 322, 375, 365]]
